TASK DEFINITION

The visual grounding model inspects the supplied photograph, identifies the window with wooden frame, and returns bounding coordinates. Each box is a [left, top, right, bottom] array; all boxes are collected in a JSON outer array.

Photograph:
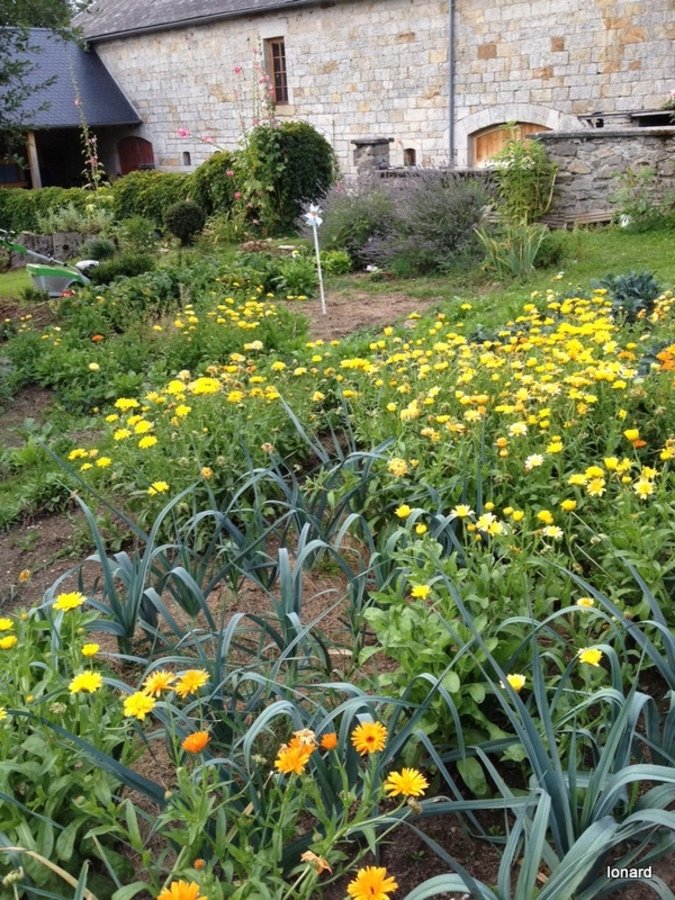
[[264, 37, 289, 105]]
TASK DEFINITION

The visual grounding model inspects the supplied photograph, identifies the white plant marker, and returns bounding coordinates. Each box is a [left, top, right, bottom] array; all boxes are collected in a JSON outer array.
[[303, 203, 326, 315]]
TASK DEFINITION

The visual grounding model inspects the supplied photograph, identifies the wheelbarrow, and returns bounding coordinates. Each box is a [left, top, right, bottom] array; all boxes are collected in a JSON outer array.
[[0, 229, 98, 297]]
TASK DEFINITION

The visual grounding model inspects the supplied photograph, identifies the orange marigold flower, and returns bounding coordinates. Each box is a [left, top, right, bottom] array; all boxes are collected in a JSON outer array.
[[157, 880, 206, 900], [193, 859, 205, 871], [320, 732, 338, 751], [274, 742, 314, 775], [351, 721, 388, 755], [91, 334, 105, 343], [182, 731, 210, 753]]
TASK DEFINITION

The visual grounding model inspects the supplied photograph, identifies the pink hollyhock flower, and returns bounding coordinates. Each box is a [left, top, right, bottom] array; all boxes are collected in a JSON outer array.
[[226, 169, 234, 177], [234, 191, 242, 200], [233, 65, 242, 74], [177, 127, 190, 138]]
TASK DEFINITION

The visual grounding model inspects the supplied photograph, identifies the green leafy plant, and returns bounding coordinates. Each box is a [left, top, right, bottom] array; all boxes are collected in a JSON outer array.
[[598, 270, 661, 323], [80, 235, 116, 261], [491, 132, 557, 224], [475, 222, 550, 278], [612, 166, 675, 232]]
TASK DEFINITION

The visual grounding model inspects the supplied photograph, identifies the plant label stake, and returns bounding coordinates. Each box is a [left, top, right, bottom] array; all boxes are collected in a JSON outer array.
[[303, 203, 326, 315]]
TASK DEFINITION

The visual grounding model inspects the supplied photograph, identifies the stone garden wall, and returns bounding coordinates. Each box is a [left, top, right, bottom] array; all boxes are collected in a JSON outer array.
[[538, 127, 675, 225]]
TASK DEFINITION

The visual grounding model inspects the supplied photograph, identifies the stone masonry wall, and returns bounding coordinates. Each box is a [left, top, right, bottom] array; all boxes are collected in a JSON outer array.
[[93, 0, 675, 176], [537, 127, 675, 223]]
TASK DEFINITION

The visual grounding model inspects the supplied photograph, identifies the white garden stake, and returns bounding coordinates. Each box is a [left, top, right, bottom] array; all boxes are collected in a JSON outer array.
[[303, 203, 326, 315]]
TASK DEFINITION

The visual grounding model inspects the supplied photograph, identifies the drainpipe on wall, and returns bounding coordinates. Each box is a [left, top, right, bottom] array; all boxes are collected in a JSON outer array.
[[447, 0, 455, 168]]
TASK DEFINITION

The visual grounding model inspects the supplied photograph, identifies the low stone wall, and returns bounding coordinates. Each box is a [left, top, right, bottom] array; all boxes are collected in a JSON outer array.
[[7, 231, 85, 270], [537, 127, 675, 225]]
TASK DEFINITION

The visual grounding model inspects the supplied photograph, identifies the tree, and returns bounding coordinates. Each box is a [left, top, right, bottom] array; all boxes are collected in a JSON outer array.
[[0, 0, 74, 146]]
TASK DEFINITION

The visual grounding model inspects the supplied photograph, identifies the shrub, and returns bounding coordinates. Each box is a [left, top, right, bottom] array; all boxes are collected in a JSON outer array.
[[274, 121, 337, 229], [80, 235, 117, 260], [271, 253, 317, 297], [114, 215, 159, 254], [320, 248, 352, 275], [88, 251, 156, 285], [317, 178, 396, 268], [164, 200, 206, 245], [369, 172, 489, 274], [35, 201, 114, 236], [111, 171, 191, 227], [189, 150, 237, 216], [611, 166, 675, 232]]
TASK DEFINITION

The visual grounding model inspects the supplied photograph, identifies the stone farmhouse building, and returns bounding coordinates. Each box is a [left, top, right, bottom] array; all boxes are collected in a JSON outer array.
[[73, 0, 674, 181]]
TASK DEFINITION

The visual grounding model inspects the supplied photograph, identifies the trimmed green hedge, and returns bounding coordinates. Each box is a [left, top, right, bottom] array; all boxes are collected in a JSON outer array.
[[110, 171, 192, 227], [0, 187, 91, 233]]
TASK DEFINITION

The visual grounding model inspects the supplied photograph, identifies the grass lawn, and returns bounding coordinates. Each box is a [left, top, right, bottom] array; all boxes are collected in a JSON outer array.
[[0, 267, 30, 299]]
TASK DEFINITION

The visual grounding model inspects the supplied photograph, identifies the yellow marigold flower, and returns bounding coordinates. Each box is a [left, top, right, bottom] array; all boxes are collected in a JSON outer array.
[[53, 591, 86, 612], [0, 635, 18, 650], [585, 465, 604, 479], [542, 525, 563, 539], [623, 428, 640, 442], [148, 481, 169, 495], [415, 523, 428, 535], [576, 597, 595, 608], [508, 422, 528, 437], [0, 618, 14, 631], [138, 435, 158, 449], [175, 669, 209, 698], [347, 866, 398, 900], [383, 768, 429, 798], [174, 404, 192, 417], [387, 457, 409, 477], [274, 742, 315, 775], [189, 377, 221, 396], [114, 397, 140, 411], [410, 584, 431, 599], [123, 691, 156, 720], [270, 361, 286, 371], [142, 670, 175, 696], [603, 457, 619, 471], [395, 504, 412, 519], [0, 707, 7, 721], [200, 466, 213, 480], [320, 732, 338, 751], [182, 731, 210, 753], [586, 477, 606, 497], [546, 440, 564, 454], [511, 510, 525, 522], [69, 671, 103, 693], [81, 643, 100, 657], [450, 504, 473, 519], [560, 499, 577, 512], [351, 721, 388, 755], [578, 647, 603, 667], [633, 478, 654, 499], [113, 428, 132, 441], [568, 473, 588, 486], [134, 420, 153, 434], [157, 881, 206, 900], [18, 569, 31, 583], [95, 456, 112, 468], [536, 510, 554, 525], [68, 448, 88, 460], [312, 391, 325, 402], [104, 413, 118, 422], [500, 673, 526, 692]]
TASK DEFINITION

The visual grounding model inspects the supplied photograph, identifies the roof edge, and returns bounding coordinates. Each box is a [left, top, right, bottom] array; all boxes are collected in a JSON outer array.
[[81, 0, 331, 42]]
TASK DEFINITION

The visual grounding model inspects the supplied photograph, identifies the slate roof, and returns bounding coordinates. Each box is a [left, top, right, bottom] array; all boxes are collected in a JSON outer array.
[[3, 28, 141, 128], [76, 0, 319, 41]]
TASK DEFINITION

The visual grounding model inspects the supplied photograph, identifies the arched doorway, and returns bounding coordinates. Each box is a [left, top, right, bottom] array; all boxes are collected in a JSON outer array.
[[471, 123, 550, 167], [118, 136, 155, 175]]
